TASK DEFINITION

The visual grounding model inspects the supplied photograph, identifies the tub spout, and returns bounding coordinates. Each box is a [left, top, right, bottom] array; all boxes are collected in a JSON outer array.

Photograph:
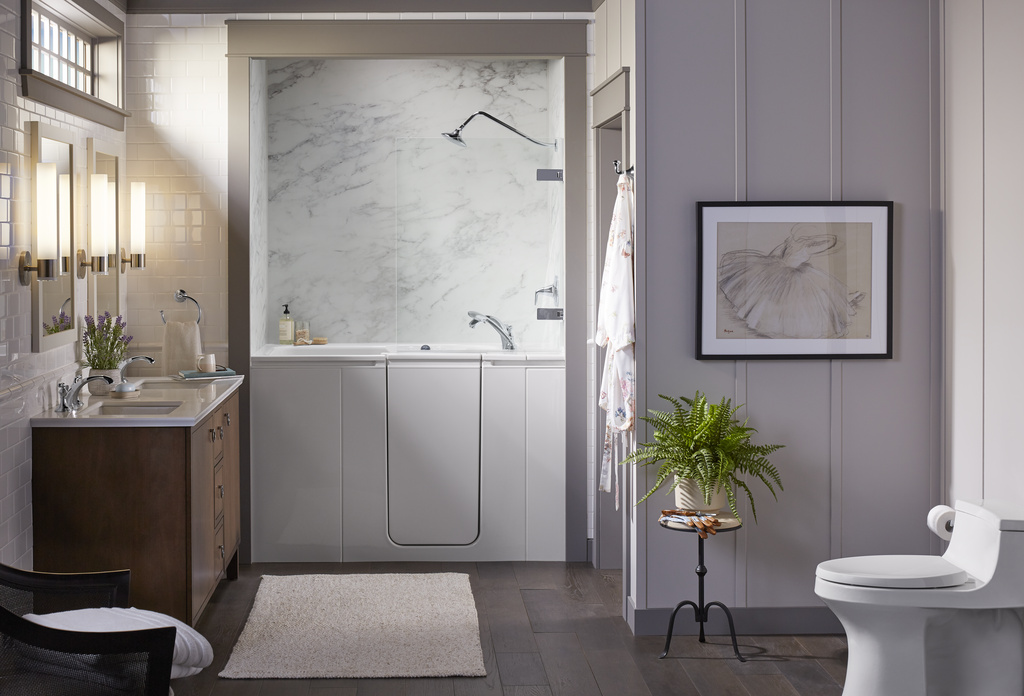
[[468, 311, 516, 351]]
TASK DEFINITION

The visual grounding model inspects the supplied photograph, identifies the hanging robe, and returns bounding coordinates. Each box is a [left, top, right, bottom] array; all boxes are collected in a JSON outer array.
[[596, 173, 636, 501]]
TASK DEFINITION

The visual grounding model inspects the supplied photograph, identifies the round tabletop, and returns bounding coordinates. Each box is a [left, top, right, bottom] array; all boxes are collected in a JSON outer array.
[[659, 514, 742, 534]]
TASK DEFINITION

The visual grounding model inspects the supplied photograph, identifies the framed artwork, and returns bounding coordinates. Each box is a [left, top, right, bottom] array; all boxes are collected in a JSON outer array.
[[696, 201, 894, 360]]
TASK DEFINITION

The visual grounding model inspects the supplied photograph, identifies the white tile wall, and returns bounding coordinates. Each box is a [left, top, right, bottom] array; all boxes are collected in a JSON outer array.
[[0, 0, 128, 569]]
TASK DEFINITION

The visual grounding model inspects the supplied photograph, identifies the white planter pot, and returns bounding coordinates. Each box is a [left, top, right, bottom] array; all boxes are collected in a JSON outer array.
[[674, 478, 728, 513], [85, 368, 120, 396]]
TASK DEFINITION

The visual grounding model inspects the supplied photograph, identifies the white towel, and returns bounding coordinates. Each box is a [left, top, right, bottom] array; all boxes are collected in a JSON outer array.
[[162, 321, 202, 376], [24, 606, 214, 679]]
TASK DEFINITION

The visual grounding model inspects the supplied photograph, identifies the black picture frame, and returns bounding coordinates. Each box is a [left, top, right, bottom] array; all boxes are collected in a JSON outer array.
[[696, 201, 894, 360]]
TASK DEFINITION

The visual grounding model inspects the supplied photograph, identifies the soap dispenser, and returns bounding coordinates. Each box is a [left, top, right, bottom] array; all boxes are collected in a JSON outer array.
[[279, 304, 295, 344]]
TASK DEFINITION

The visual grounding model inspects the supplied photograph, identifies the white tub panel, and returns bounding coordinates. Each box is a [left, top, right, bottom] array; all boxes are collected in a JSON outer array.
[[527, 367, 567, 560], [386, 361, 481, 545], [341, 365, 389, 561], [250, 365, 342, 562], [481, 364, 528, 559]]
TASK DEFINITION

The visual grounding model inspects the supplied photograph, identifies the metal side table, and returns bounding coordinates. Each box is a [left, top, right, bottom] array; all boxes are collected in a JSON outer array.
[[659, 514, 746, 661]]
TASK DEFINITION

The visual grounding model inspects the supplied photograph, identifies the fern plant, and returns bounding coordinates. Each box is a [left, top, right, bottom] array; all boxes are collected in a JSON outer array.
[[621, 392, 784, 523]]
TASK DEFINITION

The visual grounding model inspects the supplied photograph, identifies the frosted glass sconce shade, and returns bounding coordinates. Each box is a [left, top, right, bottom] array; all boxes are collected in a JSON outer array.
[[36, 163, 58, 259], [59, 174, 70, 273], [80, 172, 109, 276], [18, 162, 59, 285], [127, 181, 146, 269]]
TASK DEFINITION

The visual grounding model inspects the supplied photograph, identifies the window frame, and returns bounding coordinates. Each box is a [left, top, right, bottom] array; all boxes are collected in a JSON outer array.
[[20, 0, 130, 131]]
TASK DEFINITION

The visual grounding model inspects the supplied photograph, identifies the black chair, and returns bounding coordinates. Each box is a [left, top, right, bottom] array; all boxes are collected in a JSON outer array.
[[0, 564, 175, 695]]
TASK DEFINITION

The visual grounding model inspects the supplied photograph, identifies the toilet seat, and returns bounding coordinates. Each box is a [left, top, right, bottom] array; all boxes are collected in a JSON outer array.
[[816, 555, 968, 589]]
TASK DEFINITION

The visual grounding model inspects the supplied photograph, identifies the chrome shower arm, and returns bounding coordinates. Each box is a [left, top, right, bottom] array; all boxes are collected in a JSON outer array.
[[446, 111, 556, 149]]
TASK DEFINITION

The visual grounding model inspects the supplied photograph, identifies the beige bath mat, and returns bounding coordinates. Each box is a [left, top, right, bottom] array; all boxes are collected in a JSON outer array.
[[219, 573, 486, 679]]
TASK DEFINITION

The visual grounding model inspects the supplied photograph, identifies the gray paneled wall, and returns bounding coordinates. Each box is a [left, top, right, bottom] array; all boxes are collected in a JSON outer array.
[[631, 0, 940, 630]]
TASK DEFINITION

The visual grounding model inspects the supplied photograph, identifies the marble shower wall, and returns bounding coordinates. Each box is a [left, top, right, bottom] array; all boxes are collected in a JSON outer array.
[[265, 58, 564, 349]]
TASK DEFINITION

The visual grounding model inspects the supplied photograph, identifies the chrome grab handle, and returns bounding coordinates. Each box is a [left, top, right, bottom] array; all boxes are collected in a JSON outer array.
[[209, 429, 216, 443], [219, 545, 225, 559], [217, 426, 224, 440], [218, 484, 225, 499], [224, 412, 231, 426]]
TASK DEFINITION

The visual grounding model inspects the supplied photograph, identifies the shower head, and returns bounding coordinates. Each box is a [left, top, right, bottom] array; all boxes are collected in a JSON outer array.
[[442, 130, 468, 147], [442, 111, 555, 149]]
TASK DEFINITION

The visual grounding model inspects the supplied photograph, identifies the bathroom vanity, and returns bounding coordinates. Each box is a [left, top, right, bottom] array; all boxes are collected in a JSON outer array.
[[30, 376, 243, 627], [249, 345, 565, 562]]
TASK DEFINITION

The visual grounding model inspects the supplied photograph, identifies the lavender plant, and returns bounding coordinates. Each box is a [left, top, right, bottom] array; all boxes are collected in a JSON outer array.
[[43, 311, 72, 335], [82, 312, 133, 369]]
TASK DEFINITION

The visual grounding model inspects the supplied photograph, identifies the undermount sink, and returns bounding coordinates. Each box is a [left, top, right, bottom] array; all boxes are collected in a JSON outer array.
[[89, 402, 183, 416], [137, 380, 207, 390]]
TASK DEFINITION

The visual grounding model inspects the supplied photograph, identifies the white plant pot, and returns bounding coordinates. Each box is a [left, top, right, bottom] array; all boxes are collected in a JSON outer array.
[[674, 478, 728, 513], [85, 369, 120, 396]]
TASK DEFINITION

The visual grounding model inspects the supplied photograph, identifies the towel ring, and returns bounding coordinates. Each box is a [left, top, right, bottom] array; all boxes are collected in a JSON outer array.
[[160, 289, 201, 325]]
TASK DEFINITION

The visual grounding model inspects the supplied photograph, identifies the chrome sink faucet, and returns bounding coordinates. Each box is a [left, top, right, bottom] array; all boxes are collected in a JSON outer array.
[[56, 375, 115, 414], [468, 311, 517, 351], [119, 355, 155, 383]]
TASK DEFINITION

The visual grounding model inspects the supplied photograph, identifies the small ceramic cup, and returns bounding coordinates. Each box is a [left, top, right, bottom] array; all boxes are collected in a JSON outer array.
[[196, 353, 217, 372]]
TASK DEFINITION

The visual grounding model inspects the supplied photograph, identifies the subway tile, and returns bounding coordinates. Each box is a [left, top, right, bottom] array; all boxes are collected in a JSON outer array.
[[170, 14, 204, 27]]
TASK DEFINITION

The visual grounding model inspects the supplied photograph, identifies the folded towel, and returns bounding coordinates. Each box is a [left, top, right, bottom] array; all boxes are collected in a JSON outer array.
[[178, 367, 236, 379], [162, 321, 202, 377], [24, 607, 214, 679]]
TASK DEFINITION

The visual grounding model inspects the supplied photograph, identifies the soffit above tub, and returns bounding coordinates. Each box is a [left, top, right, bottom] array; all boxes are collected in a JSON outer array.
[[127, 0, 593, 13]]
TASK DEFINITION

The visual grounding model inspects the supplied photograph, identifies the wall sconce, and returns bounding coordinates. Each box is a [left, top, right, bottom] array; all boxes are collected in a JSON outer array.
[[19, 162, 59, 285], [121, 181, 147, 271], [59, 174, 71, 274], [78, 173, 109, 277]]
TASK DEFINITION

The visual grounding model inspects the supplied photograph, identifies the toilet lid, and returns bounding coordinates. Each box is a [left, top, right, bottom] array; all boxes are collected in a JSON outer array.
[[816, 555, 968, 589]]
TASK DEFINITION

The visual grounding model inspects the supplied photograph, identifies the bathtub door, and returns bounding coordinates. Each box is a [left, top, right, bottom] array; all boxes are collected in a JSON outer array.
[[386, 359, 481, 545]]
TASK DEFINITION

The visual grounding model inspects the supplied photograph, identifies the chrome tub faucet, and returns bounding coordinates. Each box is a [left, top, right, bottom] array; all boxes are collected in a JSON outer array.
[[468, 311, 516, 351]]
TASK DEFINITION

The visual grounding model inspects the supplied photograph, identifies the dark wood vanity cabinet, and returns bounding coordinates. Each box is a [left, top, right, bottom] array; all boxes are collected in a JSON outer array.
[[32, 392, 241, 626]]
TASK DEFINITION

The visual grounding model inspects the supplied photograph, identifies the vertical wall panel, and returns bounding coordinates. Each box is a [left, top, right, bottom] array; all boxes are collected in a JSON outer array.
[[837, 0, 937, 557], [982, 0, 1024, 502], [745, 0, 832, 200], [641, 0, 741, 610], [943, 0, 985, 504]]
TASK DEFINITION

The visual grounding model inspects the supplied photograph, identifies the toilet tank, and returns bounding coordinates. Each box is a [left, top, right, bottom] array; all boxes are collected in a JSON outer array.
[[944, 500, 1024, 588]]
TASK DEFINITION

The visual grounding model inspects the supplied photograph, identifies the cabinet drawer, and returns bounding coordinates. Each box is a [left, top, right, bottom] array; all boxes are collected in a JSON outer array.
[[214, 464, 224, 524]]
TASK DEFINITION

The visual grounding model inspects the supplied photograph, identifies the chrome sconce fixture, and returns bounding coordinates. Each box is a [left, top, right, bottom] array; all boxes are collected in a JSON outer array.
[[19, 162, 59, 285], [78, 173, 109, 277], [121, 181, 146, 271]]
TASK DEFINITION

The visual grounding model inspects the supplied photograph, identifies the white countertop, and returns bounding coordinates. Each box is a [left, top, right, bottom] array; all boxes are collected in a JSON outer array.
[[30, 376, 244, 428]]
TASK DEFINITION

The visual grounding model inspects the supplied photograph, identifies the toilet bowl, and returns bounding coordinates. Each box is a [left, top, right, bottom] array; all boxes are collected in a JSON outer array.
[[815, 500, 1024, 696]]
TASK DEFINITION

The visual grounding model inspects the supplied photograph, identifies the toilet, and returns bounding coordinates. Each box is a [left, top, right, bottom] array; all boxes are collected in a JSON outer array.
[[815, 499, 1024, 696]]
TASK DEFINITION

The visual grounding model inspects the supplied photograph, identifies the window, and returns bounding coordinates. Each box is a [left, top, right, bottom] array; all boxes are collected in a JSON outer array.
[[31, 8, 93, 96], [20, 0, 129, 131]]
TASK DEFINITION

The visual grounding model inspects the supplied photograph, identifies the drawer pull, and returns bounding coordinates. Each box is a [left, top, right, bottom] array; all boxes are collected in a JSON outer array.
[[217, 426, 224, 440], [224, 412, 231, 426], [209, 429, 216, 443], [219, 545, 225, 559], [218, 484, 225, 499]]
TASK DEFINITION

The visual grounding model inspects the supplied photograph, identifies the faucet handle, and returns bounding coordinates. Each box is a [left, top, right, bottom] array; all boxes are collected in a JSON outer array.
[[56, 383, 71, 413]]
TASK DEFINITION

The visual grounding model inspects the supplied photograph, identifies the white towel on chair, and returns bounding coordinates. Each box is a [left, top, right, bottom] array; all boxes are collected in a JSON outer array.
[[162, 321, 202, 376], [24, 606, 214, 679]]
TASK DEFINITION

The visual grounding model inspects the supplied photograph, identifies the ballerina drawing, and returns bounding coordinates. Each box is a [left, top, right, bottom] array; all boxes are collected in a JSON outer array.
[[717, 223, 867, 340]]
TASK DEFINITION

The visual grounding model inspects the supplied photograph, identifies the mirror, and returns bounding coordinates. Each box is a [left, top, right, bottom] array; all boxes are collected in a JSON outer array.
[[29, 121, 76, 353], [88, 138, 122, 320]]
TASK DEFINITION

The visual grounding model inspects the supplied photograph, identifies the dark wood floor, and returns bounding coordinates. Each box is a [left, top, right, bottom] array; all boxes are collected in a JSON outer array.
[[173, 561, 847, 696]]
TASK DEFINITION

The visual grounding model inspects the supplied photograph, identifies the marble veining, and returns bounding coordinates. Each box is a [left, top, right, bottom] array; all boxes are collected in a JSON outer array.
[[265, 58, 563, 349]]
